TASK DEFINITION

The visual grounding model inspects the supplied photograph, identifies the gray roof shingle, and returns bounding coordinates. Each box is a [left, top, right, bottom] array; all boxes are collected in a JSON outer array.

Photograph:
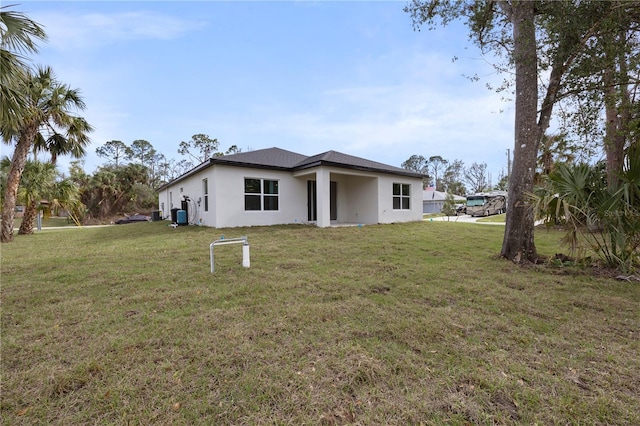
[[213, 147, 308, 169], [159, 147, 425, 189], [293, 150, 423, 177]]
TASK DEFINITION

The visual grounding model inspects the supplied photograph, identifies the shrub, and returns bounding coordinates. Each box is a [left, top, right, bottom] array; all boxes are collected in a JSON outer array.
[[532, 146, 640, 272]]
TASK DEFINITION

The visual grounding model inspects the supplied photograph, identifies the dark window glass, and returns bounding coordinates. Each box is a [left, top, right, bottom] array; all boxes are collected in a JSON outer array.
[[393, 197, 401, 210], [393, 183, 401, 196], [402, 197, 410, 210], [245, 178, 261, 194], [264, 180, 278, 195], [203, 179, 209, 212], [245, 195, 261, 210], [264, 196, 279, 211]]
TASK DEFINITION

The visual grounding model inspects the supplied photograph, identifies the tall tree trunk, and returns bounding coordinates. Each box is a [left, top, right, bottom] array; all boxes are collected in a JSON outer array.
[[500, 1, 539, 263], [603, 20, 631, 190], [18, 200, 37, 235], [604, 66, 625, 189], [1, 125, 38, 242]]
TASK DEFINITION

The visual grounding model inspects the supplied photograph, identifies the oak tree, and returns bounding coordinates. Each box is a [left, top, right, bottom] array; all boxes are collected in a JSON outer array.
[[405, 0, 628, 262]]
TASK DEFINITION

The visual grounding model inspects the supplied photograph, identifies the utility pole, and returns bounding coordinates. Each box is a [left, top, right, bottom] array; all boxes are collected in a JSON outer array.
[[506, 148, 511, 179]]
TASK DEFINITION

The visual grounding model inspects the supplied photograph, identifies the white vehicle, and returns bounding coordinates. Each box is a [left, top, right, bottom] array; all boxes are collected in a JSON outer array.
[[465, 192, 507, 217]]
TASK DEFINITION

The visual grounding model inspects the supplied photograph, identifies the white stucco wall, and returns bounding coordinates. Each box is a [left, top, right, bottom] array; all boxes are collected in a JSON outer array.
[[213, 165, 308, 227], [377, 175, 424, 224], [159, 164, 423, 228], [313, 167, 422, 225], [158, 168, 210, 225], [159, 165, 309, 227], [335, 173, 378, 224]]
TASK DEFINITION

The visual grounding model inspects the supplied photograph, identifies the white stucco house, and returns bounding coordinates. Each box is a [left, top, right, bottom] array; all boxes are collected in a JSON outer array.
[[157, 147, 426, 228]]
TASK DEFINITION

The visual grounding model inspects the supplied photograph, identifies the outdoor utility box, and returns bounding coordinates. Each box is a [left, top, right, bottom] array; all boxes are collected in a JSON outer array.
[[177, 209, 188, 225], [178, 198, 189, 225], [151, 210, 161, 221], [170, 207, 179, 223]]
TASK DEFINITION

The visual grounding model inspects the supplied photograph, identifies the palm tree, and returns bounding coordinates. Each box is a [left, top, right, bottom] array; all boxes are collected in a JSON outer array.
[[536, 134, 578, 184], [532, 145, 640, 272], [0, 156, 10, 208], [0, 7, 46, 139], [17, 160, 56, 235], [1, 67, 93, 242], [49, 178, 84, 227], [85, 169, 122, 218], [33, 116, 92, 165]]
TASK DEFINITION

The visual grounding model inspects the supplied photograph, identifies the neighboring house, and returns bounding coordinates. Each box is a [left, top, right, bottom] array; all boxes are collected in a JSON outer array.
[[422, 188, 466, 214], [157, 147, 426, 228]]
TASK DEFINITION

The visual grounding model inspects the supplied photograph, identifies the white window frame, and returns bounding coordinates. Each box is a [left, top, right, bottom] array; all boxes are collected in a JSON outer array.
[[244, 178, 279, 211], [392, 183, 411, 210], [202, 178, 209, 212]]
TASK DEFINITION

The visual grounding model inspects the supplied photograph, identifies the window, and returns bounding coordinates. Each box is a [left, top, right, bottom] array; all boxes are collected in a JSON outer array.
[[202, 179, 209, 212], [393, 183, 411, 210], [244, 178, 279, 211], [466, 196, 487, 207], [263, 179, 279, 211]]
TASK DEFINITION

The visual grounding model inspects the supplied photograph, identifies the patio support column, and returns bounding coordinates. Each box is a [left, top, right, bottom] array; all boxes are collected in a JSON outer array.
[[316, 168, 331, 227]]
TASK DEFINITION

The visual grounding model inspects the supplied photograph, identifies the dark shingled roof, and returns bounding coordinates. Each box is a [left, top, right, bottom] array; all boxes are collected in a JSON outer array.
[[212, 147, 308, 169], [159, 147, 424, 189], [293, 150, 421, 177]]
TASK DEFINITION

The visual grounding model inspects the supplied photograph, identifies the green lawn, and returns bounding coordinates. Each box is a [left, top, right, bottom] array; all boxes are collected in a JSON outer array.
[[11, 215, 78, 229], [1, 221, 638, 424], [476, 213, 507, 223]]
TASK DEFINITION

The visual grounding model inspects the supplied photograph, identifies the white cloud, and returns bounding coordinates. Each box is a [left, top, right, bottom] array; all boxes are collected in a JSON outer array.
[[32, 10, 207, 51], [197, 78, 513, 180], [264, 82, 510, 149], [25, 1, 515, 183]]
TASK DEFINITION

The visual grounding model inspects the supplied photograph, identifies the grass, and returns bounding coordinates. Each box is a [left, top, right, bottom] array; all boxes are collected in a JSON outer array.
[[476, 213, 507, 223], [11, 216, 77, 229], [422, 213, 445, 221], [1, 221, 639, 425]]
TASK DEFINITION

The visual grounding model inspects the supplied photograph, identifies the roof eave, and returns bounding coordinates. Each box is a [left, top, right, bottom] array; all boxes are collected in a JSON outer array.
[[211, 158, 293, 171], [157, 159, 213, 191], [158, 152, 426, 191], [157, 158, 295, 191], [294, 160, 426, 179]]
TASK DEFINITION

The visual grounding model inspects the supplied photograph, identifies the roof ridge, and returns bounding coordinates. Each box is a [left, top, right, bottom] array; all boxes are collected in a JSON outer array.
[[220, 146, 302, 159], [158, 146, 425, 191]]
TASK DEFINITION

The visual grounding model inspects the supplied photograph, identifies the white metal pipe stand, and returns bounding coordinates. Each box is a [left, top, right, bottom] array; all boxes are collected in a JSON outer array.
[[210, 236, 250, 273]]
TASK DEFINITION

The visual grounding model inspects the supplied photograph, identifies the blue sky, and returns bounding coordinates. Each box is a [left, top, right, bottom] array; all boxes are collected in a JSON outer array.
[[18, 1, 514, 183]]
